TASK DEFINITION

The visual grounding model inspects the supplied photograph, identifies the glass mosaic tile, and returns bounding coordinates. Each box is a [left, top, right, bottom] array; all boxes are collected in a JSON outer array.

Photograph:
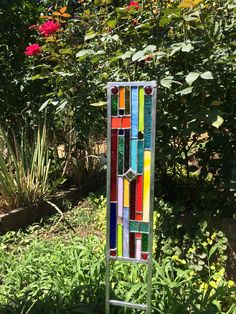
[[110, 202, 117, 249], [140, 222, 149, 233], [118, 136, 124, 175], [111, 95, 118, 116], [130, 220, 139, 232], [124, 129, 130, 173], [144, 95, 152, 149], [142, 234, 148, 252]]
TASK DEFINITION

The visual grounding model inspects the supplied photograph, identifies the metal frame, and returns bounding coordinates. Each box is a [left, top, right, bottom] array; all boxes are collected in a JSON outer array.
[[106, 81, 157, 314]]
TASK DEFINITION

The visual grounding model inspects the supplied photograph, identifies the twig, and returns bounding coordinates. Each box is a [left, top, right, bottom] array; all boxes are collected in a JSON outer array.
[[45, 200, 76, 233]]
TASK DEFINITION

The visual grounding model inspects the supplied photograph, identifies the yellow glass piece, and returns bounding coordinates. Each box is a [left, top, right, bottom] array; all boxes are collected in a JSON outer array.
[[138, 87, 144, 132], [119, 87, 125, 109], [143, 150, 151, 222], [117, 224, 123, 256], [123, 178, 130, 207]]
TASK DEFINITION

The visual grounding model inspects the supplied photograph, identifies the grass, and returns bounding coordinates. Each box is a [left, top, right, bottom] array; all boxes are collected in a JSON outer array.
[[0, 194, 235, 314]]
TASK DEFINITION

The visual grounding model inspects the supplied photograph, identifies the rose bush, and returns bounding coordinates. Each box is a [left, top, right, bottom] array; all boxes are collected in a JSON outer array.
[[24, 0, 236, 215]]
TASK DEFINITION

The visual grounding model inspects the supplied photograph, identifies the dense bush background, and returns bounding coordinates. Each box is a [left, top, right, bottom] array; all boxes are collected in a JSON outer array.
[[1, 0, 235, 214]]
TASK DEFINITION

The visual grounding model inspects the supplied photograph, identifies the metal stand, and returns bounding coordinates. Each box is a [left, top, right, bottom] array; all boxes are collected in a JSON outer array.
[[105, 82, 157, 314]]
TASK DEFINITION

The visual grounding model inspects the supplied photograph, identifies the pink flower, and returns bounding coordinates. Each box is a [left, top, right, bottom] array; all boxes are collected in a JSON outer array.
[[38, 20, 61, 37], [24, 44, 41, 56], [127, 1, 141, 10]]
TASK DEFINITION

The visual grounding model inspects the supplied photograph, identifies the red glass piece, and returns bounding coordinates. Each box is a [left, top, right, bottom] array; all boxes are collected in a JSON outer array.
[[110, 130, 118, 201], [136, 175, 143, 213], [110, 249, 116, 257], [130, 233, 135, 258], [144, 86, 153, 95], [136, 233, 142, 239], [111, 117, 122, 129], [141, 252, 148, 260], [111, 86, 119, 95], [122, 116, 131, 128]]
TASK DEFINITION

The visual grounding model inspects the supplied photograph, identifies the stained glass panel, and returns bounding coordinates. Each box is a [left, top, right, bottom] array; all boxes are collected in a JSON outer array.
[[108, 82, 156, 262]]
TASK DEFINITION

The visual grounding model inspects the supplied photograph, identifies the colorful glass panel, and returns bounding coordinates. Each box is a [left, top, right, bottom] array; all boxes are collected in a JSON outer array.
[[108, 82, 156, 262]]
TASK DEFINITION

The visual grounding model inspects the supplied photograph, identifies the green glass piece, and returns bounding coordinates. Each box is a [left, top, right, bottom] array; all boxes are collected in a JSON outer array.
[[125, 86, 130, 115], [117, 224, 123, 256], [111, 95, 118, 116], [137, 140, 144, 173], [118, 136, 124, 175], [130, 220, 139, 232], [140, 222, 149, 233], [142, 234, 148, 251], [144, 95, 152, 149]]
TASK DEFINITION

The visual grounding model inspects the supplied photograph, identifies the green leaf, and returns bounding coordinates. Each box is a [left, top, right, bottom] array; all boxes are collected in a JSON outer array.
[[132, 50, 145, 62], [39, 99, 52, 111], [176, 87, 193, 95], [107, 18, 117, 28], [76, 49, 94, 58], [201, 71, 214, 80], [185, 72, 199, 86], [211, 115, 224, 128], [59, 48, 73, 55], [209, 244, 219, 260], [160, 76, 174, 89], [211, 100, 223, 106], [90, 101, 106, 106], [85, 32, 97, 41], [181, 43, 194, 52], [144, 45, 156, 52], [94, 0, 103, 5], [118, 51, 132, 60]]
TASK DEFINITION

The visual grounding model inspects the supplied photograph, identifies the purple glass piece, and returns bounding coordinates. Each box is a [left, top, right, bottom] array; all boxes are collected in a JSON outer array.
[[110, 202, 117, 249], [117, 177, 123, 217]]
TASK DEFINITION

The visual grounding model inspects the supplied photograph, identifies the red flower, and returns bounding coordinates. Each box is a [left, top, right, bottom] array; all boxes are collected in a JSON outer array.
[[127, 1, 141, 10], [24, 44, 41, 56], [38, 20, 61, 37]]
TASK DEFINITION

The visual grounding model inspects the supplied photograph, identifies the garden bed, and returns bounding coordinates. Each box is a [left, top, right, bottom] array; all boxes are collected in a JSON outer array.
[[0, 175, 105, 235]]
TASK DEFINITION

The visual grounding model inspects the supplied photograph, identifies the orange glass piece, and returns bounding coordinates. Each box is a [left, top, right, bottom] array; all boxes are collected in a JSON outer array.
[[119, 87, 125, 109], [122, 116, 131, 128], [111, 117, 122, 129], [135, 213, 142, 221]]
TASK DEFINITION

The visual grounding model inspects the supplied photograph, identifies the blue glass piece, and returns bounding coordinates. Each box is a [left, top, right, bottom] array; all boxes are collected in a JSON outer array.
[[119, 129, 124, 135], [123, 207, 129, 257], [130, 138, 137, 172], [144, 95, 152, 149], [138, 140, 144, 173], [119, 109, 125, 116], [110, 202, 116, 249], [131, 87, 138, 138]]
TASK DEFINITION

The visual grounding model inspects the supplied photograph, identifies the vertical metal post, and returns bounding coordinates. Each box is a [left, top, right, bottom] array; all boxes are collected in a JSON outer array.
[[106, 86, 112, 314], [146, 85, 157, 314]]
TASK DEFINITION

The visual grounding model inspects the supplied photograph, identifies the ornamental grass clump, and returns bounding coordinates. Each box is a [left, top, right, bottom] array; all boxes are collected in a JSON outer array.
[[0, 123, 51, 211]]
